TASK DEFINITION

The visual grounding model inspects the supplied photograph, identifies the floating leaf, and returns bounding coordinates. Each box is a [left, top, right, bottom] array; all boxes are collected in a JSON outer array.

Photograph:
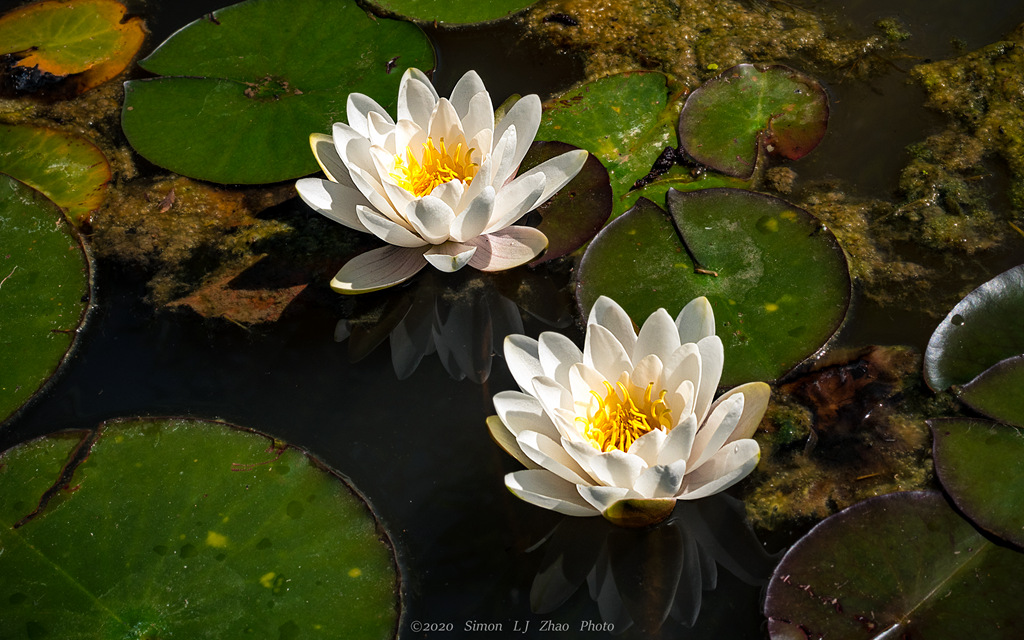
[[0, 176, 91, 425], [678, 64, 828, 178], [764, 491, 1024, 640], [924, 264, 1024, 391], [576, 189, 850, 385], [122, 0, 434, 184], [0, 417, 399, 639], [537, 71, 686, 214], [519, 141, 611, 265], [931, 418, 1024, 547], [619, 165, 750, 217], [366, 0, 539, 24], [957, 355, 1024, 427], [0, 123, 111, 226], [0, 0, 145, 93]]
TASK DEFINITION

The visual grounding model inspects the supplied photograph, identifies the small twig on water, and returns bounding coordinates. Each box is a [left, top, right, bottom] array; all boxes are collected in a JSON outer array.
[[0, 266, 16, 289]]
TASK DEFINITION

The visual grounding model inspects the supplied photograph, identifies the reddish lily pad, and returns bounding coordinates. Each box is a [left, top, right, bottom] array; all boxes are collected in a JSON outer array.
[[0, 0, 145, 94], [678, 64, 828, 178], [924, 264, 1024, 391], [0, 123, 111, 226], [931, 418, 1024, 547], [765, 491, 1024, 640]]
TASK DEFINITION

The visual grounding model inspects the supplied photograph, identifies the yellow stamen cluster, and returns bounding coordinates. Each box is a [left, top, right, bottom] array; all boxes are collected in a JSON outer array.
[[391, 137, 477, 198], [578, 381, 673, 453]]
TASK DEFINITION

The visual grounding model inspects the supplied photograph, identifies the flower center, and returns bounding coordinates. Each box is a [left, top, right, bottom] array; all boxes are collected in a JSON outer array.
[[391, 137, 477, 198], [577, 381, 673, 453]]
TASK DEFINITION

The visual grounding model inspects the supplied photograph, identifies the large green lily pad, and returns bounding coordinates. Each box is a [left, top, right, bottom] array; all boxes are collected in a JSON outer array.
[[764, 491, 1024, 640], [924, 264, 1024, 391], [576, 189, 850, 385], [0, 176, 91, 425], [0, 417, 399, 639], [0, 123, 111, 226], [931, 418, 1024, 547], [957, 355, 1024, 427], [366, 0, 538, 24], [121, 0, 434, 184], [678, 64, 828, 178], [619, 165, 750, 216], [537, 71, 686, 215]]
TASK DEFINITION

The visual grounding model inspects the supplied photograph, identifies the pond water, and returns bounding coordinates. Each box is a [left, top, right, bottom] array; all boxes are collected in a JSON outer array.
[[3, 0, 1024, 638]]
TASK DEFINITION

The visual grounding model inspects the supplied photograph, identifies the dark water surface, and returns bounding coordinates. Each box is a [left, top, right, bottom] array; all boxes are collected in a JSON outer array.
[[4, 0, 1024, 638]]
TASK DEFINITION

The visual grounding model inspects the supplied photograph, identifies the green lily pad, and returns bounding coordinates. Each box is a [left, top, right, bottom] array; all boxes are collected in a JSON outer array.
[[366, 0, 538, 24], [0, 123, 111, 226], [121, 0, 434, 185], [931, 418, 1024, 547], [678, 64, 828, 178], [519, 141, 610, 265], [958, 355, 1024, 427], [576, 189, 850, 385], [0, 417, 399, 639], [0, 0, 146, 93], [0, 176, 91, 425], [764, 491, 1024, 640], [618, 165, 751, 217], [537, 71, 687, 215], [924, 264, 1024, 391]]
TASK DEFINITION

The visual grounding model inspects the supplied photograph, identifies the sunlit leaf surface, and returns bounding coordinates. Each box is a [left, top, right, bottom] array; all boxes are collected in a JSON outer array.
[[366, 0, 539, 23], [0, 417, 400, 639]]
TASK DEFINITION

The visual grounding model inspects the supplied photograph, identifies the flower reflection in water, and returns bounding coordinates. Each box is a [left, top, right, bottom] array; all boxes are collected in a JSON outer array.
[[529, 494, 778, 636]]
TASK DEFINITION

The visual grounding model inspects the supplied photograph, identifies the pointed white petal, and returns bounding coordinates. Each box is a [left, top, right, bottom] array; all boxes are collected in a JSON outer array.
[[428, 178, 464, 212], [405, 196, 455, 244], [506, 470, 597, 517], [366, 111, 396, 151], [493, 94, 541, 182], [689, 393, 745, 471], [449, 70, 487, 117], [584, 323, 633, 383], [694, 335, 724, 423], [629, 353, 664, 393], [461, 91, 495, 142], [634, 460, 688, 498], [503, 334, 542, 393], [483, 172, 545, 234], [657, 413, 698, 466], [492, 390, 561, 442], [587, 296, 638, 356], [423, 242, 475, 272], [394, 119, 425, 158], [679, 440, 760, 500], [295, 178, 371, 233], [465, 226, 547, 271], [532, 375, 573, 421], [568, 362, 608, 407], [455, 154, 493, 215], [518, 431, 593, 485], [449, 185, 495, 242], [487, 415, 538, 470], [634, 308, 682, 363], [427, 98, 465, 144], [627, 428, 666, 466], [489, 125, 518, 190], [676, 296, 716, 344], [662, 343, 701, 421], [330, 245, 427, 294], [309, 133, 356, 187], [355, 205, 428, 247], [713, 382, 770, 443], [538, 331, 583, 389], [397, 68, 438, 126], [577, 485, 633, 513], [513, 148, 589, 206], [579, 447, 644, 489], [347, 92, 393, 138]]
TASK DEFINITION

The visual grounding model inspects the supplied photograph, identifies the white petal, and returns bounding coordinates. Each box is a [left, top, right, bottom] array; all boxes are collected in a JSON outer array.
[[355, 205, 428, 248], [584, 323, 633, 384], [332, 122, 377, 175], [492, 390, 560, 442], [366, 111, 396, 151], [483, 172, 545, 233], [587, 296, 637, 356], [461, 91, 495, 143], [394, 119, 425, 159], [428, 178, 464, 212], [347, 92, 393, 138], [449, 185, 495, 242], [309, 133, 356, 187], [713, 382, 771, 443], [679, 440, 760, 500], [330, 245, 427, 294], [504, 334, 542, 393], [676, 296, 716, 344], [689, 393, 745, 472], [538, 332, 583, 389], [569, 443, 644, 489], [634, 460, 688, 498], [512, 148, 589, 206], [405, 196, 455, 244], [629, 354, 664, 394], [627, 428, 665, 466], [568, 362, 608, 407], [577, 485, 633, 513], [397, 68, 438, 126], [532, 375, 573, 422], [465, 226, 548, 271], [489, 125, 518, 190], [657, 413, 698, 466], [518, 431, 593, 485], [455, 154, 493, 215], [423, 243, 475, 272], [506, 470, 597, 517], [449, 70, 487, 117], [694, 335, 724, 423], [427, 98, 464, 143], [295, 178, 370, 233], [662, 343, 701, 421], [493, 94, 541, 183], [634, 308, 682, 363], [487, 415, 538, 470]]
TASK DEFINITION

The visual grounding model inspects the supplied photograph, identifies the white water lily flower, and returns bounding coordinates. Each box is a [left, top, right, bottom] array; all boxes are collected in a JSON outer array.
[[296, 68, 589, 294], [488, 296, 770, 527]]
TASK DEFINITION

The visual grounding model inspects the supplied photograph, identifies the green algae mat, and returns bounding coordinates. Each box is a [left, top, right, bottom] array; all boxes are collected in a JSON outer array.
[[0, 417, 400, 639]]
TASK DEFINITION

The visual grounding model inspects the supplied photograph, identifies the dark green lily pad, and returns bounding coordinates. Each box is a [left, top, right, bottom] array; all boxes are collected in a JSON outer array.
[[577, 189, 850, 385], [924, 264, 1024, 391], [0, 417, 399, 639], [366, 0, 538, 24], [764, 491, 1024, 640], [958, 355, 1024, 427], [537, 71, 686, 214], [519, 141, 610, 265], [678, 64, 828, 178], [121, 0, 434, 184], [931, 418, 1024, 547], [0, 175, 91, 425], [618, 165, 751, 217], [0, 123, 111, 226]]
